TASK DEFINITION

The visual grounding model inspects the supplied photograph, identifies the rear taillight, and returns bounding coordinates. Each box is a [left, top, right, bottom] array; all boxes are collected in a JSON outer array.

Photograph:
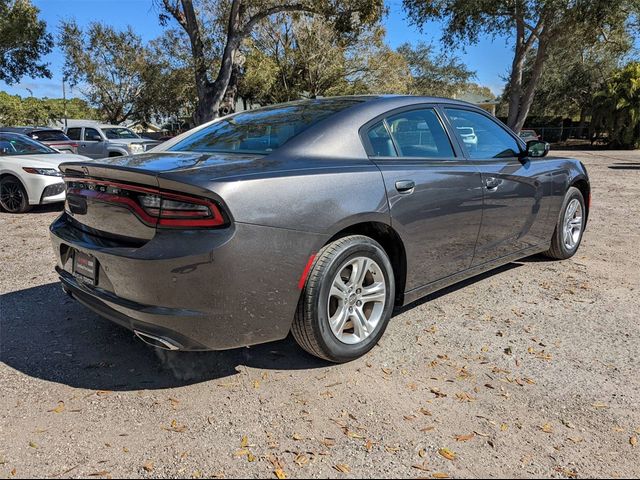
[[65, 178, 226, 228]]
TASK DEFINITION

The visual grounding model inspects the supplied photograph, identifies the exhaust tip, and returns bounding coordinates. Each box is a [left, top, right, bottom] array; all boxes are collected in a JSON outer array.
[[134, 330, 180, 351]]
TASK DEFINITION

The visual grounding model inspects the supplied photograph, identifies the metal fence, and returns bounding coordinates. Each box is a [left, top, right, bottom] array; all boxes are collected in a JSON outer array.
[[527, 126, 591, 143]]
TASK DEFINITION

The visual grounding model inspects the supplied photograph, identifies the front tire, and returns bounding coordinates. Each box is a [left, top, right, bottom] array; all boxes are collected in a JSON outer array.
[[543, 186, 586, 260], [0, 176, 31, 213], [292, 235, 395, 363]]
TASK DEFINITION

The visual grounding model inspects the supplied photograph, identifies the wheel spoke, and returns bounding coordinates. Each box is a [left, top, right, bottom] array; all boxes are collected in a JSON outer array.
[[351, 307, 370, 340], [329, 305, 349, 337], [360, 282, 385, 304]]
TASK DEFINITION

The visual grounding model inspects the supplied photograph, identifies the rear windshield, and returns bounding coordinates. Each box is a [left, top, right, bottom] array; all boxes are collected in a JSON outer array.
[[0, 133, 56, 155], [30, 130, 69, 141], [169, 99, 362, 154]]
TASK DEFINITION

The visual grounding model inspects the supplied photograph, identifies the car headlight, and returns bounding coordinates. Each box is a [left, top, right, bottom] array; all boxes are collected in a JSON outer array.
[[129, 143, 145, 154], [22, 167, 62, 177]]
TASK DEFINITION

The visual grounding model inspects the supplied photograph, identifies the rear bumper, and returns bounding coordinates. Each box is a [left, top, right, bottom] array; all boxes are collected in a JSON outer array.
[[50, 213, 326, 351], [57, 268, 210, 350]]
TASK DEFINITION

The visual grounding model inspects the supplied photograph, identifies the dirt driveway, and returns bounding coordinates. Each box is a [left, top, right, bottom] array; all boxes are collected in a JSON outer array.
[[1, 150, 639, 479]]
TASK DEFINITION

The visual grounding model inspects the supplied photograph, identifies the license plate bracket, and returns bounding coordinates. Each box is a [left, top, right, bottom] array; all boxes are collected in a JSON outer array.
[[73, 250, 98, 285]]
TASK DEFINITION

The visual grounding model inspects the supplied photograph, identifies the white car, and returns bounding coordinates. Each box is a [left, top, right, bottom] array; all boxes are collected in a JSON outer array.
[[456, 126, 478, 150], [0, 132, 90, 213]]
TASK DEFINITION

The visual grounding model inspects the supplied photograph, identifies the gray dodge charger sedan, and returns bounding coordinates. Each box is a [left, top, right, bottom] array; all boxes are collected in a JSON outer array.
[[50, 96, 590, 362]]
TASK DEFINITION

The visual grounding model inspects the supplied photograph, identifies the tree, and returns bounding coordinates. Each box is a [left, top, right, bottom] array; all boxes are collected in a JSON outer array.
[[592, 62, 640, 148], [403, 0, 640, 132], [0, 0, 53, 84], [239, 14, 410, 105], [0, 91, 99, 125], [525, 23, 634, 135], [398, 42, 475, 97], [59, 21, 151, 124], [158, 0, 384, 124]]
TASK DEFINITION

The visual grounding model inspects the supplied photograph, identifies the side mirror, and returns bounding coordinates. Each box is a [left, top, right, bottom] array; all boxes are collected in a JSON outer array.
[[526, 140, 550, 158]]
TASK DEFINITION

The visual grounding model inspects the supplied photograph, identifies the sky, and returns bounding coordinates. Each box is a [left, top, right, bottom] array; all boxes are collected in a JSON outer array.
[[1, 0, 516, 99]]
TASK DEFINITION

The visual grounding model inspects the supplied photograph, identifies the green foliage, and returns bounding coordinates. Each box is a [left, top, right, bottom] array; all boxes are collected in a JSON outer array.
[[239, 15, 411, 105], [0, 0, 53, 84], [0, 91, 99, 126], [59, 21, 150, 123], [592, 62, 640, 148], [398, 42, 475, 97]]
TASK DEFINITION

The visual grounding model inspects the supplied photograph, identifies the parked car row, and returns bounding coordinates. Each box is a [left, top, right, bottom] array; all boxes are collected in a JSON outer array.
[[0, 122, 163, 213]]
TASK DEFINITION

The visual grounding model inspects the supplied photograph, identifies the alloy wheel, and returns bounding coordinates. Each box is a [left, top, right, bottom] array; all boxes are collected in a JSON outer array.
[[0, 181, 25, 213], [327, 256, 386, 345], [563, 198, 583, 250]]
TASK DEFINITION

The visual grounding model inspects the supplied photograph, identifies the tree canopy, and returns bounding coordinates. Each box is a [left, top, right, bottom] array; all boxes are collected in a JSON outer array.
[[0, 0, 53, 84]]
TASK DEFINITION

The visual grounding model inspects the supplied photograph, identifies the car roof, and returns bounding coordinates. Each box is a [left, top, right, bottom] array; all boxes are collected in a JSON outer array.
[[0, 126, 64, 133]]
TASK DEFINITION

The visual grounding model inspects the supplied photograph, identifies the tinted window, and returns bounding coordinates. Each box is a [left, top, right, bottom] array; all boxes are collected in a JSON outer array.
[[445, 108, 520, 159], [0, 133, 56, 155], [367, 121, 396, 157], [386, 109, 454, 158], [84, 128, 101, 141], [170, 99, 362, 154], [103, 127, 139, 139], [66, 128, 81, 140], [30, 130, 69, 141]]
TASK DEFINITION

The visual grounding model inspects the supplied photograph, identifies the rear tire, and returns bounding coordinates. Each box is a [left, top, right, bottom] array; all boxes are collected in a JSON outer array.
[[0, 176, 31, 213], [292, 235, 395, 363], [542, 186, 585, 260]]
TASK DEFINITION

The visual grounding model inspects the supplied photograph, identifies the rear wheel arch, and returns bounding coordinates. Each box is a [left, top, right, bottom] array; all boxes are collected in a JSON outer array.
[[324, 221, 407, 307]]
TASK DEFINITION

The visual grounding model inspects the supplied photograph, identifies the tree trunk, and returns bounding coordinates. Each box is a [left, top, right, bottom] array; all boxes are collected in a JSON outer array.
[[218, 52, 244, 116], [512, 36, 549, 133], [507, 18, 526, 130]]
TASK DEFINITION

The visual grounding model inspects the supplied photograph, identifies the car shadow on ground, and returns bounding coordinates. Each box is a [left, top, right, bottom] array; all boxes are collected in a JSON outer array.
[[0, 282, 326, 391], [1, 260, 533, 392], [608, 163, 640, 170]]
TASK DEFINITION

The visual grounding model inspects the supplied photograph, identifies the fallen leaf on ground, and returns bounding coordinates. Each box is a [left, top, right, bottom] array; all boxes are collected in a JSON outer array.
[[274, 468, 287, 479], [592, 402, 608, 409], [334, 464, 350, 473], [412, 461, 429, 472], [142, 461, 154, 472], [438, 448, 456, 460], [88, 471, 110, 477], [454, 434, 475, 442], [48, 401, 65, 414], [540, 423, 554, 434], [432, 473, 450, 479], [630, 436, 638, 447]]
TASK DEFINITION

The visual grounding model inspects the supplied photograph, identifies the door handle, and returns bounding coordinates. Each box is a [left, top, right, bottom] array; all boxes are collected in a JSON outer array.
[[485, 177, 501, 190], [395, 180, 415, 193]]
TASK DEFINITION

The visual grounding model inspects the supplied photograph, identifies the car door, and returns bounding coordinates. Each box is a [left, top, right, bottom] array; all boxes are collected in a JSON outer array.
[[80, 127, 105, 158], [442, 107, 550, 265], [363, 106, 484, 291]]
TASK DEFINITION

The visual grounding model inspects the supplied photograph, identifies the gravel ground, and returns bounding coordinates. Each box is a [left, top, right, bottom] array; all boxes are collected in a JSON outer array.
[[1, 150, 639, 479]]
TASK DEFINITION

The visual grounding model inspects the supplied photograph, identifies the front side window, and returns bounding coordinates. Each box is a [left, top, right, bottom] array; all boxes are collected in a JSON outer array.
[[385, 108, 455, 158], [0, 133, 56, 155], [102, 128, 139, 139], [445, 108, 520, 159], [169, 99, 363, 154], [66, 128, 81, 140], [84, 128, 102, 141]]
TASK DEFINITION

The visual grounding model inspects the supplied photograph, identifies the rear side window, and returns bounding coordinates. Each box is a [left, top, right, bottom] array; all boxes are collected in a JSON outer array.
[[31, 130, 69, 141], [367, 121, 396, 157], [66, 128, 81, 140], [385, 108, 455, 158], [445, 108, 520, 159]]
